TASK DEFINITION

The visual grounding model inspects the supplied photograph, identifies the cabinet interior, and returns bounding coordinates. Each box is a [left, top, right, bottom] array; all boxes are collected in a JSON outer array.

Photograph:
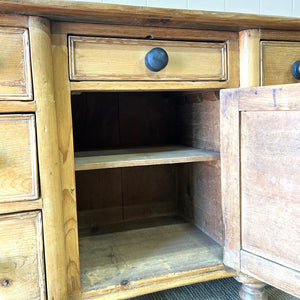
[[71, 91, 224, 293]]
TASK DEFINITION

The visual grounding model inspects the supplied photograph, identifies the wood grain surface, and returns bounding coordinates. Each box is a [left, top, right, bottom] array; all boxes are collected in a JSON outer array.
[[69, 36, 227, 82], [0, 27, 32, 100], [0, 211, 45, 300], [0, 114, 38, 202]]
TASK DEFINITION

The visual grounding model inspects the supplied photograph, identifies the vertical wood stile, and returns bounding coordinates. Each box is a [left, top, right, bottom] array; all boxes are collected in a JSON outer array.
[[51, 24, 81, 295], [220, 89, 240, 271], [227, 38, 240, 88], [239, 29, 261, 87], [29, 16, 68, 299]]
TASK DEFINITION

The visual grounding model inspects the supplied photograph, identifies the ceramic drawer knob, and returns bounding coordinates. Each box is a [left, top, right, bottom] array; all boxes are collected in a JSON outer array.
[[145, 47, 168, 72], [292, 60, 300, 79]]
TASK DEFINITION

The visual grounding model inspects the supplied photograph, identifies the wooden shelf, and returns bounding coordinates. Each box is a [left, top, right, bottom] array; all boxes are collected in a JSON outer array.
[[78, 217, 232, 297], [74, 145, 220, 171]]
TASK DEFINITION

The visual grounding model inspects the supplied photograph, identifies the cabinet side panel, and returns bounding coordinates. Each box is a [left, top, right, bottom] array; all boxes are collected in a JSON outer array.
[[241, 111, 300, 272], [220, 89, 240, 270], [177, 92, 223, 245]]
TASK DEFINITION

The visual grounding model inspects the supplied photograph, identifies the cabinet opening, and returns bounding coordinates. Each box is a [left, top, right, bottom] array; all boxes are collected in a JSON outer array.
[[71, 91, 226, 295]]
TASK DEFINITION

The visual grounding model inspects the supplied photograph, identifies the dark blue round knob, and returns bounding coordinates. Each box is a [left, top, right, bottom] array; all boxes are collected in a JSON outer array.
[[292, 60, 300, 80], [145, 47, 168, 72]]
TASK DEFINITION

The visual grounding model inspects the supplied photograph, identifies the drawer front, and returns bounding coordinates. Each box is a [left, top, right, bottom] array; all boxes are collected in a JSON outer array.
[[0, 114, 38, 202], [0, 28, 32, 100], [69, 36, 227, 81], [0, 211, 45, 300], [261, 41, 300, 85]]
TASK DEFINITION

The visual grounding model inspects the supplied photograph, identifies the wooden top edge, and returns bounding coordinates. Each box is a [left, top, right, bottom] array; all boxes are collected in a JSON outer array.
[[1, 0, 300, 31]]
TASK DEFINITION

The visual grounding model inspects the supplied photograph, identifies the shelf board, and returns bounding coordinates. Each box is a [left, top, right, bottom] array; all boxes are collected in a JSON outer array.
[[79, 217, 231, 297], [74, 145, 220, 171]]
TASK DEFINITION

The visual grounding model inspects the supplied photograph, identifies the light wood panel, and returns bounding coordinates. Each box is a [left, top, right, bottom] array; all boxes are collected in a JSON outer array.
[[0, 211, 45, 300], [69, 36, 227, 81], [0, 27, 32, 100], [241, 251, 300, 298], [241, 111, 300, 272], [52, 31, 81, 294], [239, 29, 260, 87], [2, 1, 300, 31], [75, 146, 220, 171], [0, 101, 35, 113], [261, 41, 300, 85], [220, 88, 241, 270], [29, 16, 68, 299], [78, 219, 229, 296], [0, 198, 42, 214], [0, 114, 38, 202], [71, 80, 228, 92], [0, 13, 28, 27]]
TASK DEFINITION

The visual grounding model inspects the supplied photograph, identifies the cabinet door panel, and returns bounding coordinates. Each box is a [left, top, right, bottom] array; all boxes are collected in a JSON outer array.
[[241, 111, 300, 272], [221, 83, 300, 298]]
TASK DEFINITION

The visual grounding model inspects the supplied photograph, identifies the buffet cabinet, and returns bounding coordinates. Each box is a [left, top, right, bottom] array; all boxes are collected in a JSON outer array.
[[0, 6, 299, 300]]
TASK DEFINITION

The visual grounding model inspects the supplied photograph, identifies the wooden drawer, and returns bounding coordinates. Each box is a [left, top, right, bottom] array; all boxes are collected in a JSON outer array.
[[0, 27, 32, 100], [0, 114, 38, 202], [69, 36, 227, 81], [0, 211, 45, 299], [261, 41, 300, 85]]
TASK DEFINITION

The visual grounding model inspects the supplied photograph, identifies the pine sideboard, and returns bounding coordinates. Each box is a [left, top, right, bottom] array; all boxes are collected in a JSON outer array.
[[0, 2, 299, 299]]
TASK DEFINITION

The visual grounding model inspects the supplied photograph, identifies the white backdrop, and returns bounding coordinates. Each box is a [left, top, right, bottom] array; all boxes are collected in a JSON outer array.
[[69, 0, 300, 17]]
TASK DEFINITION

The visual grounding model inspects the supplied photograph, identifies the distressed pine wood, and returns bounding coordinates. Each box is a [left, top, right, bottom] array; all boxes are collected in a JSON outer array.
[[2, 1, 300, 31], [0, 101, 35, 113], [0, 198, 42, 214], [0, 114, 38, 202], [78, 218, 232, 296], [239, 29, 260, 87], [0, 13, 28, 27], [54, 21, 238, 41], [261, 41, 300, 85], [70, 81, 228, 92], [75, 146, 219, 171], [29, 16, 68, 299], [69, 36, 227, 82], [238, 83, 300, 110], [0, 211, 46, 300], [220, 89, 241, 270], [241, 251, 300, 298], [0, 27, 32, 100], [241, 110, 300, 272], [52, 31, 81, 294]]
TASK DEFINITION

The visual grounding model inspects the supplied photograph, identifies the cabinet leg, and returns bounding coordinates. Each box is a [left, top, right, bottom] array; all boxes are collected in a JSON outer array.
[[239, 282, 268, 300], [235, 273, 268, 300]]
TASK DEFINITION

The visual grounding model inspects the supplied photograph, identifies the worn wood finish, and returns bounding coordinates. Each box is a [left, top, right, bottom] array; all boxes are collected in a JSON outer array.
[[0, 101, 35, 113], [220, 89, 241, 270], [75, 146, 220, 171], [261, 41, 300, 85], [0, 211, 45, 300], [0, 114, 38, 202], [238, 82, 300, 110], [69, 36, 227, 81], [260, 29, 300, 41], [239, 29, 260, 87], [71, 81, 228, 92], [241, 251, 300, 298], [54, 21, 238, 41], [2, 1, 300, 31], [29, 16, 68, 299], [175, 92, 223, 245], [0, 198, 42, 214], [241, 111, 300, 272], [52, 31, 81, 295], [0, 13, 28, 27], [0, 27, 32, 100], [78, 218, 229, 295]]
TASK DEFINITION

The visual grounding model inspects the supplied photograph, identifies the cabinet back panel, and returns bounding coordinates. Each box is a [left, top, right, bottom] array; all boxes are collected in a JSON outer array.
[[72, 92, 178, 151]]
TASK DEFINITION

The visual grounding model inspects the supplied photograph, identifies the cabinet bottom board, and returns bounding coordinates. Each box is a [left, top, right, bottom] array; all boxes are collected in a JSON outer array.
[[78, 217, 231, 298]]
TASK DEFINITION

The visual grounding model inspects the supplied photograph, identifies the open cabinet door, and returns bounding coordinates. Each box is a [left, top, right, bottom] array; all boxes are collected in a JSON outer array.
[[220, 83, 300, 298]]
